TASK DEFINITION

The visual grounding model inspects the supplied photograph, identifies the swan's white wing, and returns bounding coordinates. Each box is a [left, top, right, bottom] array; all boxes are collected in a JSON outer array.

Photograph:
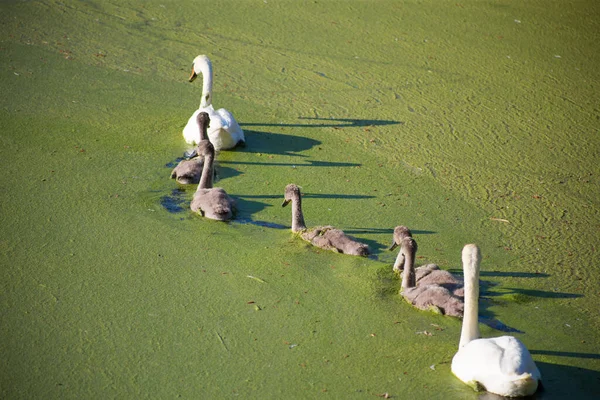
[[183, 105, 244, 150], [492, 336, 541, 378], [206, 107, 244, 150], [214, 108, 244, 140], [183, 109, 202, 144], [452, 338, 504, 381]]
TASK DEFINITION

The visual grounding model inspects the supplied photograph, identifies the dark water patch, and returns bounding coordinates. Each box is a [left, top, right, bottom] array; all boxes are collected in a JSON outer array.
[[365, 253, 380, 262], [165, 157, 185, 168], [160, 188, 187, 213]]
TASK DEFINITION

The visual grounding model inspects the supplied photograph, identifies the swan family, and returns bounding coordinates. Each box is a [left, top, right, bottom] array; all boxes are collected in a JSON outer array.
[[173, 54, 542, 397]]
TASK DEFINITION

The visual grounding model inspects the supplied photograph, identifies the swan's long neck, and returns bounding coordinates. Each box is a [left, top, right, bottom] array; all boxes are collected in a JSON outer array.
[[196, 56, 213, 109], [459, 244, 482, 348], [198, 147, 214, 189], [401, 238, 417, 290], [291, 195, 307, 232]]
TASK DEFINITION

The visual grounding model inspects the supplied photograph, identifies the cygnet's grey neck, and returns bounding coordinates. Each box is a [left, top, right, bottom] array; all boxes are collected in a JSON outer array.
[[198, 148, 214, 189], [401, 238, 417, 290], [197, 113, 209, 141], [290, 195, 307, 232]]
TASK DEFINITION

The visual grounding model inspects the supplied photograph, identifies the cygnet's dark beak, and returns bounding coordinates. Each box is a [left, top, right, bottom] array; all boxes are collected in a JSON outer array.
[[387, 241, 398, 251], [189, 68, 198, 82], [281, 199, 291, 207]]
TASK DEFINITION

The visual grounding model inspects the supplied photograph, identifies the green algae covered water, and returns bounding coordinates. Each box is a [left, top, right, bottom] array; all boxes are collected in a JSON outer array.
[[1, 1, 599, 398]]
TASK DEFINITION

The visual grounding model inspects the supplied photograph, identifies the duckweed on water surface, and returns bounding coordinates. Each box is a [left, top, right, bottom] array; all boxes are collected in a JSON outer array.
[[1, 1, 599, 398]]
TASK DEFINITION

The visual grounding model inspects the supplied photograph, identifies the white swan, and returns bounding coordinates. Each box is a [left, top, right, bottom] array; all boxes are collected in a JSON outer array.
[[183, 55, 245, 150], [451, 244, 541, 397]]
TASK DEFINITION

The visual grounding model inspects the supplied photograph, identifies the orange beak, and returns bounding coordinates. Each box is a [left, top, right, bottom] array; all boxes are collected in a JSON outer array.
[[189, 68, 197, 82]]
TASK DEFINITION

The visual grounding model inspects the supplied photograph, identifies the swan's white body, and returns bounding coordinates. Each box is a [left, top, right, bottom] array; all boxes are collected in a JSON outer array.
[[451, 244, 541, 397], [183, 55, 244, 150]]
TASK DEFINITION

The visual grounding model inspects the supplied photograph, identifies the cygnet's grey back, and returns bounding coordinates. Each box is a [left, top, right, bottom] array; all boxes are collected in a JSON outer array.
[[400, 236, 464, 317], [304, 226, 370, 256], [171, 157, 204, 184], [191, 187, 233, 221], [404, 284, 464, 317]]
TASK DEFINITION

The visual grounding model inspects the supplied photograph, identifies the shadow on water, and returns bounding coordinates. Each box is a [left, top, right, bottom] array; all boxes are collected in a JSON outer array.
[[229, 193, 377, 201], [219, 159, 362, 168], [240, 129, 320, 156], [530, 350, 600, 360], [344, 227, 436, 236], [447, 270, 551, 279], [478, 315, 523, 333], [241, 117, 402, 129], [232, 196, 272, 220], [477, 285, 581, 333], [234, 217, 288, 230], [238, 117, 402, 156], [485, 287, 582, 301], [482, 271, 551, 279], [478, 360, 600, 400], [215, 165, 243, 181], [477, 280, 581, 332]]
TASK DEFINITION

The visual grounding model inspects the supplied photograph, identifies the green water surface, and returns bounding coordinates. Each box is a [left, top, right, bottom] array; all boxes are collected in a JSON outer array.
[[1, 1, 599, 399]]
